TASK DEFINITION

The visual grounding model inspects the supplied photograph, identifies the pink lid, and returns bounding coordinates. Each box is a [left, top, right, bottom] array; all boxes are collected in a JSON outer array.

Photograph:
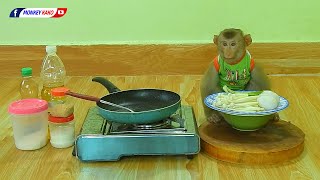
[[8, 99, 48, 114]]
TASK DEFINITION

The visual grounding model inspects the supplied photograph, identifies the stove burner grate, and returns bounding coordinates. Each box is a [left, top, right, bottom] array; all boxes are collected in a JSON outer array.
[[131, 120, 171, 130], [109, 115, 186, 134]]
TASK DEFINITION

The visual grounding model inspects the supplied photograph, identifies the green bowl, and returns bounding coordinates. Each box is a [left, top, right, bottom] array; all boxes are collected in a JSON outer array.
[[221, 113, 274, 131]]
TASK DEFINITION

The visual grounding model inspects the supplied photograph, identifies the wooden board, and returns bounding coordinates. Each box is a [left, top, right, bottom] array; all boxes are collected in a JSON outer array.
[[199, 120, 305, 165], [0, 43, 320, 77]]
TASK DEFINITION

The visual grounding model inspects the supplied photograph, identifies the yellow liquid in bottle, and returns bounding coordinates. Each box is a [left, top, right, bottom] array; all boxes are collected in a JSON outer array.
[[41, 85, 64, 102], [20, 77, 39, 99]]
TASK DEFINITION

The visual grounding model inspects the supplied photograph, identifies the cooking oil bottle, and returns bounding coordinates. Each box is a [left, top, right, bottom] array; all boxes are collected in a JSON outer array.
[[40, 46, 66, 102], [20, 67, 39, 99]]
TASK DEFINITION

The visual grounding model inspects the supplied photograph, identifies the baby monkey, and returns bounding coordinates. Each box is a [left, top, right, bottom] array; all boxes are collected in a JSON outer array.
[[200, 28, 276, 123]]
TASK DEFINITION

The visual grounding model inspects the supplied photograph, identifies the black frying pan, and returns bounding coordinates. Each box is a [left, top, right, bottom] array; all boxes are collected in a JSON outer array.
[[67, 77, 181, 124]]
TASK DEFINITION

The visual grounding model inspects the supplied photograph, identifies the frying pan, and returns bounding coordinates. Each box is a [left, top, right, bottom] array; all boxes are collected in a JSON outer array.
[[66, 77, 181, 124]]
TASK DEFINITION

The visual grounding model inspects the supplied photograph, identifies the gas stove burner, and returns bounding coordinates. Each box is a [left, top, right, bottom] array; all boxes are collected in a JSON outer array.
[[109, 120, 171, 133], [109, 115, 186, 134], [132, 119, 171, 130]]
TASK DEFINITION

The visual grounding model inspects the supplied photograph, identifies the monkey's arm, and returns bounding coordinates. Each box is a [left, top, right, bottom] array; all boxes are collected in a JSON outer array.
[[246, 64, 271, 91], [200, 62, 222, 119], [200, 62, 221, 99]]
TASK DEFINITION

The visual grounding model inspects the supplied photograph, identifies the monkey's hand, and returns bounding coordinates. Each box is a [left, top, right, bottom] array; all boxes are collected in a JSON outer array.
[[266, 113, 280, 127], [272, 113, 280, 122], [207, 112, 225, 124]]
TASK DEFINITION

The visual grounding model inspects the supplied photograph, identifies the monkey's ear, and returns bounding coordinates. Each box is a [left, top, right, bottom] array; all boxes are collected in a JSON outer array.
[[244, 34, 252, 46], [213, 35, 219, 45]]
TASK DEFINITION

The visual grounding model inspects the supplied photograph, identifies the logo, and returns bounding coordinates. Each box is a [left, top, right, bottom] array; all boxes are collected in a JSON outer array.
[[9, 8, 67, 18]]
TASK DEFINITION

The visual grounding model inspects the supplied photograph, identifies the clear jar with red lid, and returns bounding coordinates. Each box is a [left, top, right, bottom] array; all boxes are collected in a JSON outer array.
[[48, 113, 75, 148], [49, 87, 74, 117]]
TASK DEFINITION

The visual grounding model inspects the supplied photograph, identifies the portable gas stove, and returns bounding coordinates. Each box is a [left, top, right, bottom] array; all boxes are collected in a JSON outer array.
[[73, 105, 200, 161]]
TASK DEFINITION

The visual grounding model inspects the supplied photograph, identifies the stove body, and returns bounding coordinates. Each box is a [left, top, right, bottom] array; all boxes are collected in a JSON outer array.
[[74, 105, 200, 161]]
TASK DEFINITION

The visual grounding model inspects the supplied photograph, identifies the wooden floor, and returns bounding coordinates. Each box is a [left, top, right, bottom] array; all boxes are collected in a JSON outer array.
[[0, 75, 319, 179]]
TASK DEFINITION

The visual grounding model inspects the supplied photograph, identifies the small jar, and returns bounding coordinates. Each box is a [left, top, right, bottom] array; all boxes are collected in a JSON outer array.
[[48, 114, 75, 148], [8, 99, 48, 150], [49, 87, 74, 117], [48, 87, 68, 112]]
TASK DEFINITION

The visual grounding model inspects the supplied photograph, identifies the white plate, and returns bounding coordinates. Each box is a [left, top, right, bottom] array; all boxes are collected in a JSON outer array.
[[204, 92, 289, 116]]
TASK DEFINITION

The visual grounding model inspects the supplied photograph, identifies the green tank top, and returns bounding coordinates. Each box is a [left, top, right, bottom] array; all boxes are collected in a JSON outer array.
[[215, 51, 253, 90]]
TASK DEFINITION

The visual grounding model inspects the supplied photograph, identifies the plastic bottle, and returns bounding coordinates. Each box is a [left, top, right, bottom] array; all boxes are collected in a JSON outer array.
[[20, 67, 39, 99], [40, 46, 66, 102]]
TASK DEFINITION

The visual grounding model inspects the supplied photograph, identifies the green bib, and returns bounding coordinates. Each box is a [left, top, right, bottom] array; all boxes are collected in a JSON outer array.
[[218, 52, 252, 90]]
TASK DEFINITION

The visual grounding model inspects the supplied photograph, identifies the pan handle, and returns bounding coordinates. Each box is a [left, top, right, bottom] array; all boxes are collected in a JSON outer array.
[[92, 77, 121, 93], [66, 91, 100, 102]]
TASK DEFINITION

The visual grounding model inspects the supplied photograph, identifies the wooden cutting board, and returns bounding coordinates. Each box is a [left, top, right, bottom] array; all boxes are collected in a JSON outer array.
[[199, 120, 305, 165]]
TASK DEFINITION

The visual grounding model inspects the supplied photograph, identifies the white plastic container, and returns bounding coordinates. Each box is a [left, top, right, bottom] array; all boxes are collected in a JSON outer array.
[[8, 99, 48, 150], [48, 114, 75, 148]]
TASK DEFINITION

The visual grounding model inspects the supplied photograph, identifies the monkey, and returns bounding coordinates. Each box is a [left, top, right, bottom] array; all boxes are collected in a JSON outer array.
[[200, 28, 278, 123]]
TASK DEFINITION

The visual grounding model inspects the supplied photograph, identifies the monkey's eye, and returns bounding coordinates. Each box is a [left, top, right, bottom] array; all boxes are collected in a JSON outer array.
[[231, 42, 236, 46], [223, 42, 227, 46]]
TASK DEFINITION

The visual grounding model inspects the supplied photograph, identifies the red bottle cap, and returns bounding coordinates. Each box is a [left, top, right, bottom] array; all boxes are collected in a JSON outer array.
[[51, 87, 70, 97]]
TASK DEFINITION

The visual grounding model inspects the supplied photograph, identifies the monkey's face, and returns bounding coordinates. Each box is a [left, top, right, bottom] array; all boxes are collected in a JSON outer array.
[[217, 34, 246, 63]]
